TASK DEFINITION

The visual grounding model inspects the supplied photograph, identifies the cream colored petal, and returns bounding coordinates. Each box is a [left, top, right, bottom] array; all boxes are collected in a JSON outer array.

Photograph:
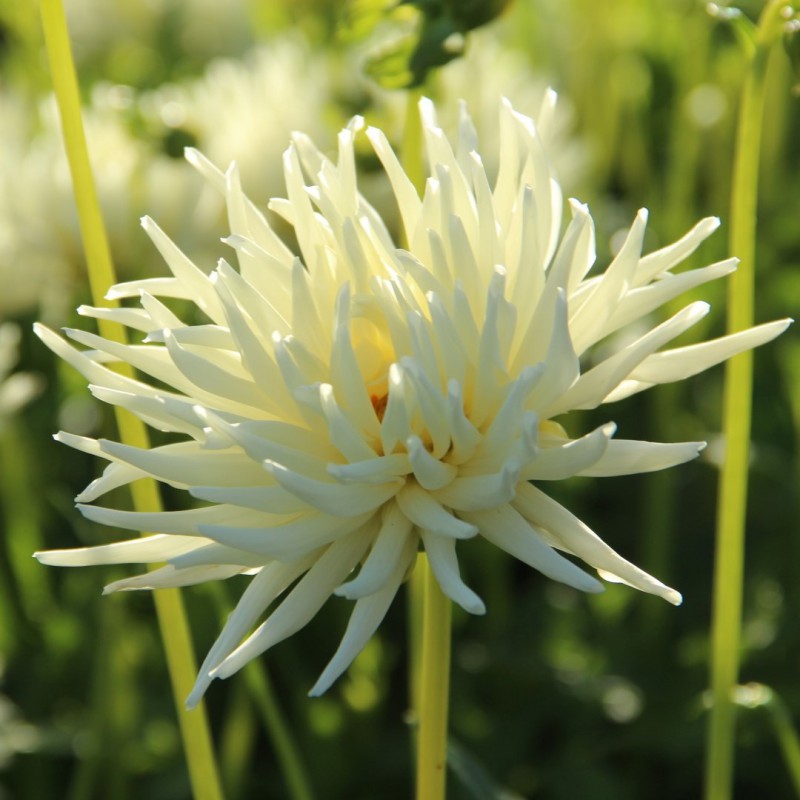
[[327, 454, 412, 484], [264, 460, 402, 517], [104, 564, 244, 593], [577, 439, 705, 477], [139, 215, 225, 323], [319, 384, 378, 463], [198, 510, 376, 561], [335, 501, 414, 600], [185, 147, 295, 269], [521, 423, 616, 481], [77, 304, 156, 333], [78, 502, 271, 535], [163, 330, 271, 412], [94, 438, 268, 489], [513, 482, 682, 604], [396, 482, 478, 539], [605, 259, 738, 335], [35, 534, 201, 566], [188, 484, 312, 514], [169, 542, 268, 569], [34, 324, 170, 400], [463, 504, 603, 593], [627, 318, 793, 386], [211, 526, 374, 682], [432, 462, 520, 512], [329, 288, 381, 439], [380, 364, 412, 455], [197, 409, 333, 479], [366, 125, 422, 247], [521, 289, 579, 412], [88, 386, 207, 438], [634, 216, 720, 286], [569, 209, 648, 354], [420, 530, 485, 615], [399, 358, 451, 458], [187, 557, 316, 708], [547, 300, 710, 415], [309, 531, 414, 696], [407, 435, 457, 490], [444, 380, 481, 466], [76, 460, 146, 502]]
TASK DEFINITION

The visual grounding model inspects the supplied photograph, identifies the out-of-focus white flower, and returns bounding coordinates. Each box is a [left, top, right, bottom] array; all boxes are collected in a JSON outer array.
[[0, 87, 222, 319], [35, 98, 789, 703], [0, 325, 42, 423], [0, 40, 336, 319], [139, 40, 336, 204]]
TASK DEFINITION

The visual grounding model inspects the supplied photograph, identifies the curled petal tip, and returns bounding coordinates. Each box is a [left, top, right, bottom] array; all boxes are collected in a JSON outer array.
[[665, 589, 683, 606]]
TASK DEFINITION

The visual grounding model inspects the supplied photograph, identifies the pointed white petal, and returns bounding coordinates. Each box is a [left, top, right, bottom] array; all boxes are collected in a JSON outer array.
[[406, 435, 457, 490], [336, 502, 415, 599], [547, 301, 710, 415], [188, 485, 312, 514], [635, 216, 720, 286], [463, 505, 604, 594], [432, 462, 520, 512], [35, 534, 200, 566], [395, 482, 478, 539], [522, 423, 616, 480], [327, 454, 411, 484], [198, 511, 376, 561], [187, 558, 316, 708], [264, 461, 402, 517], [211, 527, 374, 681], [420, 531, 485, 614], [104, 564, 244, 593], [309, 531, 416, 696], [513, 482, 682, 604], [577, 439, 705, 477], [628, 318, 793, 385], [78, 503, 269, 535]]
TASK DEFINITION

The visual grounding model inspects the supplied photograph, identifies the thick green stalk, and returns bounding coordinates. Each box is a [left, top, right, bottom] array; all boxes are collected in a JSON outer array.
[[38, 2, 224, 798], [705, 4, 788, 799], [415, 554, 452, 800]]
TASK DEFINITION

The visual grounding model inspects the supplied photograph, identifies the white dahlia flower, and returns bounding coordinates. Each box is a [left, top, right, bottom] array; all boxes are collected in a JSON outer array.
[[35, 97, 789, 703]]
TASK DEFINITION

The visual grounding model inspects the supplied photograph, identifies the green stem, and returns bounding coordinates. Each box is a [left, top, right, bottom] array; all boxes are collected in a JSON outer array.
[[243, 662, 316, 800], [38, 2, 224, 798], [766, 692, 800, 796], [415, 554, 452, 800], [705, 4, 788, 799]]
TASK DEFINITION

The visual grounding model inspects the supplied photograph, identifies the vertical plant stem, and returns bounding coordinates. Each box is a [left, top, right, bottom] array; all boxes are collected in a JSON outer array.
[[766, 692, 800, 796], [705, 4, 788, 799], [243, 662, 316, 800], [38, 2, 224, 798], [415, 554, 452, 800]]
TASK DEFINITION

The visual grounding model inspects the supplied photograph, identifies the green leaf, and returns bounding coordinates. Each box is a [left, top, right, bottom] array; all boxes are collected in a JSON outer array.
[[447, 737, 526, 800]]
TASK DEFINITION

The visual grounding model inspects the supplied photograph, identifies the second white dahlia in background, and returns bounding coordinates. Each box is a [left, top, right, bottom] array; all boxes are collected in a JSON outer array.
[[35, 96, 789, 703]]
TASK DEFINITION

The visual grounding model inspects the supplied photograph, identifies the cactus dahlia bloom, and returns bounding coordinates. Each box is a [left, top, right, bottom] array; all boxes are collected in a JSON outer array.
[[36, 97, 789, 703]]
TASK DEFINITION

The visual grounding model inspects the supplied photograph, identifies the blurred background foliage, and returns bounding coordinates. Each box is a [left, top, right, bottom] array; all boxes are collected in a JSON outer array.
[[0, 0, 798, 797]]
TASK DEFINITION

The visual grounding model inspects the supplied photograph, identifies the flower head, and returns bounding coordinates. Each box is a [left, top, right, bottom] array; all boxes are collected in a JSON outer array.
[[36, 97, 789, 702]]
